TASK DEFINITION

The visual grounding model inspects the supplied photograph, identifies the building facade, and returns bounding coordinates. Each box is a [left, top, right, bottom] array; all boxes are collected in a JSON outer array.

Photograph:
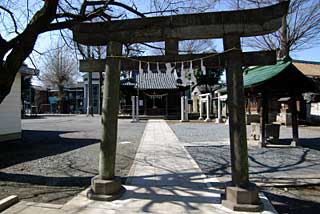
[[0, 65, 35, 142]]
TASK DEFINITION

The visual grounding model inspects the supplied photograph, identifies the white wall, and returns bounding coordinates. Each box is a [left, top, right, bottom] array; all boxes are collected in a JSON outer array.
[[306, 102, 320, 123], [310, 103, 320, 116], [0, 73, 21, 136]]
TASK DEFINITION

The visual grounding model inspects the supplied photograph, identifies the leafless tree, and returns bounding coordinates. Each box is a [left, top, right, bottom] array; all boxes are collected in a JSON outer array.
[[148, 0, 220, 55], [0, 0, 223, 104], [0, 0, 146, 104], [228, 0, 320, 58], [40, 43, 78, 113]]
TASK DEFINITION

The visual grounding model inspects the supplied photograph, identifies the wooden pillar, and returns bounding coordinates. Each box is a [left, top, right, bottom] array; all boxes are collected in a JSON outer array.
[[260, 93, 268, 147], [144, 95, 147, 115], [99, 41, 122, 179], [165, 39, 179, 55], [99, 71, 103, 115], [199, 100, 203, 120], [180, 96, 186, 122], [222, 35, 262, 211], [291, 95, 299, 146], [135, 96, 139, 122], [205, 95, 211, 122], [87, 72, 94, 116], [88, 41, 124, 201], [223, 35, 249, 187], [131, 96, 136, 122], [165, 39, 178, 120], [217, 92, 223, 123], [165, 94, 168, 117]]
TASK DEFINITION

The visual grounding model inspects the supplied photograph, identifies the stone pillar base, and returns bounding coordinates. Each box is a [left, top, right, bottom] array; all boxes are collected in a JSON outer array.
[[221, 183, 263, 212], [87, 176, 125, 201], [258, 141, 267, 148], [204, 118, 211, 122], [215, 118, 223, 123], [290, 140, 298, 147], [198, 117, 204, 120], [180, 119, 189, 123]]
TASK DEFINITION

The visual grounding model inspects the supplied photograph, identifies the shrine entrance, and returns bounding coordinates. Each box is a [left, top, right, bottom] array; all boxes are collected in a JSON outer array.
[[71, 1, 289, 211], [144, 92, 168, 116]]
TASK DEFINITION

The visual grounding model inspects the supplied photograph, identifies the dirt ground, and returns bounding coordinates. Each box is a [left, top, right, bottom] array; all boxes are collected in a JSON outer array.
[[0, 116, 146, 204], [1, 117, 320, 213], [263, 186, 320, 213], [169, 121, 320, 214]]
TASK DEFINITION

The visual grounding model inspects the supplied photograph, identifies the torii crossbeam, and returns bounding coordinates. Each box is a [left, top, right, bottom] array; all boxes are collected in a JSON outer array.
[[71, 1, 289, 211]]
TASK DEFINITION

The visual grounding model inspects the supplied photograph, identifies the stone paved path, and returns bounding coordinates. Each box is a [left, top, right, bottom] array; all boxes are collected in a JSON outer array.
[[3, 120, 276, 214]]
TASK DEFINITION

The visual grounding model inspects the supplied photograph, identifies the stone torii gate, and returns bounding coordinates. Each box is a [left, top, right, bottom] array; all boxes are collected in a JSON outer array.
[[72, 1, 289, 211]]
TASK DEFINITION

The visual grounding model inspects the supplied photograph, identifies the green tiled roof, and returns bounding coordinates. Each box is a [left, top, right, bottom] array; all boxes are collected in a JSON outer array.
[[244, 60, 291, 88]]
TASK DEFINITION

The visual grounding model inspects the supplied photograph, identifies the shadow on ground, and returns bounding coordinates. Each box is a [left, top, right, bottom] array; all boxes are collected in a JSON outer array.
[[0, 173, 92, 187], [0, 130, 99, 169], [186, 144, 320, 185], [263, 191, 320, 214], [273, 138, 320, 151], [65, 172, 226, 214]]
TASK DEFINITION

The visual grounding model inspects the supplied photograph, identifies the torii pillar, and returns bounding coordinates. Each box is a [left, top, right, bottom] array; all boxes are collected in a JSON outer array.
[[222, 35, 262, 211], [87, 41, 125, 201]]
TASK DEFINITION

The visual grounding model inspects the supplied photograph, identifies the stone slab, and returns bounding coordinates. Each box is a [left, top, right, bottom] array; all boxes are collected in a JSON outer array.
[[0, 195, 19, 212]]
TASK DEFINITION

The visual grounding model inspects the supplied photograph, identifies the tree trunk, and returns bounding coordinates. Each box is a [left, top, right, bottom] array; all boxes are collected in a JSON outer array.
[[278, 0, 289, 58], [58, 85, 65, 113], [0, 0, 58, 104]]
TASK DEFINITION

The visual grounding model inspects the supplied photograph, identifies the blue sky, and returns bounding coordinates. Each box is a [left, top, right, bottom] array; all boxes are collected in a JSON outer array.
[[16, 0, 319, 71], [33, 0, 320, 62]]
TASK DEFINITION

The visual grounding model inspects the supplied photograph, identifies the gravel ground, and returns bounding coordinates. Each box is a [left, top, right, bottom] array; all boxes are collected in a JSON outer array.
[[168, 121, 320, 214], [168, 122, 320, 183], [0, 116, 146, 204]]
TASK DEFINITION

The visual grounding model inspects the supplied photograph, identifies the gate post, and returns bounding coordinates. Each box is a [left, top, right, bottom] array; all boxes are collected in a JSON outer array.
[[136, 96, 139, 122], [131, 96, 136, 122], [216, 92, 223, 123], [87, 41, 125, 201], [221, 35, 262, 212], [205, 94, 211, 122], [180, 96, 189, 122], [199, 100, 204, 120]]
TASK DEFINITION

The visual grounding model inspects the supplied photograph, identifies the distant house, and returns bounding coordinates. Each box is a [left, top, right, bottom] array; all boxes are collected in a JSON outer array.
[[83, 73, 101, 114], [293, 60, 320, 123], [48, 82, 84, 114], [31, 85, 49, 113], [22, 85, 49, 114], [0, 65, 35, 142]]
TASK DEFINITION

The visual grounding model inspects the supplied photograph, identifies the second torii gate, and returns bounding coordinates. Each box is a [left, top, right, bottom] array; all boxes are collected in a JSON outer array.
[[72, 1, 289, 211]]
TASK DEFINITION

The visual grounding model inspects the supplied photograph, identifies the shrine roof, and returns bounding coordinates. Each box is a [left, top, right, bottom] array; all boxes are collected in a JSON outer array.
[[136, 72, 178, 90], [121, 72, 179, 90], [218, 59, 317, 94], [244, 60, 291, 88], [293, 60, 320, 78]]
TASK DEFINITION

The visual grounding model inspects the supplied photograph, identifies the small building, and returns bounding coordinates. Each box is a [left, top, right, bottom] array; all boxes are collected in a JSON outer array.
[[83, 73, 102, 114], [23, 85, 49, 114], [293, 60, 320, 123], [0, 65, 35, 142], [243, 58, 318, 145], [48, 82, 84, 114], [120, 71, 183, 118]]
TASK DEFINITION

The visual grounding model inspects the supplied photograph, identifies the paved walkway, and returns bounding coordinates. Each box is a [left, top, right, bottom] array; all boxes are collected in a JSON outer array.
[[3, 120, 276, 214]]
